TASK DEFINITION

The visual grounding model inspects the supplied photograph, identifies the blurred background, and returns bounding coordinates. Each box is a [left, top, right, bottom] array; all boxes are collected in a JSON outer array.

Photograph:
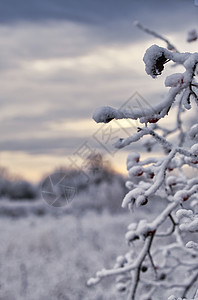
[[0, 0, 197, 183], [0, 1, 197, 299]]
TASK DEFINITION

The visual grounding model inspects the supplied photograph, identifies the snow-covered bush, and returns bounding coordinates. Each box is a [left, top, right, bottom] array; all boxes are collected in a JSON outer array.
[[51, 156, 127, 214], [88, 29, 198, 299], [0, 167, 38, 200]]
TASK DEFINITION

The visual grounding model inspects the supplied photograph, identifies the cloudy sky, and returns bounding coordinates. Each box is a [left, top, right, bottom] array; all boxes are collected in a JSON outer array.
[[0, 0, 198, 182]]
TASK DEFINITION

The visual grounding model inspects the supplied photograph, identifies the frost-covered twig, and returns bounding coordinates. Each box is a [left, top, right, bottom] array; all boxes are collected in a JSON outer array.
[[93, 47, 197, 124], [89, 32, 198, 300], [93, 84, 181, 123], [134, 21, 179, 52]]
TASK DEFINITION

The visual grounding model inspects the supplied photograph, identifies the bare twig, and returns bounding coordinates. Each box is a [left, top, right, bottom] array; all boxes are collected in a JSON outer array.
[[134, 21, 179, 52]]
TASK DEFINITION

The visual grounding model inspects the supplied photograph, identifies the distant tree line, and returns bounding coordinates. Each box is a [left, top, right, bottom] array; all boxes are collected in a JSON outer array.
[[0, 155, 127, 215], [0, 167, 38, 200]]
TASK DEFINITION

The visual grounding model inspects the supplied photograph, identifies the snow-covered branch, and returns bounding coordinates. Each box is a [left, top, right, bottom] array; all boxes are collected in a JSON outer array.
[[93, 47, 197, 125], [89, 28, 198, 300]]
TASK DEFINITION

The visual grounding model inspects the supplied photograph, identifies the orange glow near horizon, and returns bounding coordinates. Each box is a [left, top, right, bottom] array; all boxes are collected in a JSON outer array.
[[0, 150, 129, 183]]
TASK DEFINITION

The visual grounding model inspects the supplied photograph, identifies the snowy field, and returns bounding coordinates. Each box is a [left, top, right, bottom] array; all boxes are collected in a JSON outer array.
[[0, 196, 196, 300], [0, 203, 133, 300]]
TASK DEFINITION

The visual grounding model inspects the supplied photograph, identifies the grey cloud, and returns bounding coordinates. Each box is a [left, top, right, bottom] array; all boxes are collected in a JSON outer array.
[[0, 108, 91, 141], [0, 0, 197, 169], [0, 135, 89, 155], [0, 0, 195, 26], [0, 1, 196, 44], [0, 0, 196, 71]]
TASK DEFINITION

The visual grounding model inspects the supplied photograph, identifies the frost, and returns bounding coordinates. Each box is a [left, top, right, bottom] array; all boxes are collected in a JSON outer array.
[[136, 219, 150, 236], [143, 44, 171, 78], [165, 73, 184, 87], [184, 53, 198, 70], [136, 195, 148, 207], [127, 222, 137, 231], [116, 255, 126, 265], [174, 190, 190, 202], [190, 143, 198, 155], [179, 218, 198, 232], [87, 277, 101, 286], [126, 152, 140, 170], [122, 187, 144, 208], [92, 106, 119, 123], [166, 175, 184, 186], [182, 88, 191, 110], [125, 180, 135, 190], [129, 165, 144, 177], [176, 207, 198, 234], [176, 209, 194, 220], [186, 241, 198, 250], [125, 230, 137, 242]]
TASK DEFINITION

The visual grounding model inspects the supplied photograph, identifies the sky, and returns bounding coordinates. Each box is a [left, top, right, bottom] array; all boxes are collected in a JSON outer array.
[[0, 0, 198, 182]]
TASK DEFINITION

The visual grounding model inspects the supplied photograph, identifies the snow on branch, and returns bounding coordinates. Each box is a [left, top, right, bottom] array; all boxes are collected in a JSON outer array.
[[89, 26, 198, 300], [93, 46, 197, 125]]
